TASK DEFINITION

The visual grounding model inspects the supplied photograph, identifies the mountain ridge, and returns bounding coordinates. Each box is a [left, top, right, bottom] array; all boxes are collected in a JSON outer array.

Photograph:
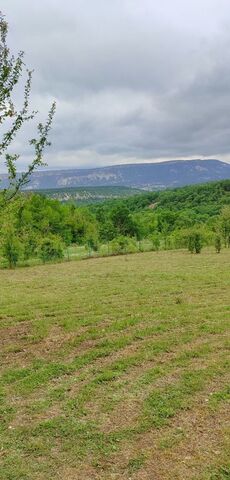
[[0, 159, 230, 190]]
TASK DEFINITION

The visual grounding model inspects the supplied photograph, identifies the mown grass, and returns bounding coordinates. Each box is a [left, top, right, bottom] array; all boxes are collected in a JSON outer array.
[[0, 249, 229, 479]]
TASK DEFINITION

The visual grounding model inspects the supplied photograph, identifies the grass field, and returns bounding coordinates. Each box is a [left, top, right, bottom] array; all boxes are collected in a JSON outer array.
[[0, 249, 229, 479]]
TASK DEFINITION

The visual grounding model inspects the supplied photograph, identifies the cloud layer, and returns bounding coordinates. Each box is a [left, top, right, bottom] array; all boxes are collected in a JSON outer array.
[[1, 0, 230, 169]]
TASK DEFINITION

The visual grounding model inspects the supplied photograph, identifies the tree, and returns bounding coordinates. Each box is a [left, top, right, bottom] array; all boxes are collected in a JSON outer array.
[[2, 228, 22, 267], [219, 206, 230, 247], [149, 233, 160, 251], [157, 210, 176, 249], [109, 235, 137, 255], [0, 12, 55, 206], [194, 233, 202, 254], [188, 231, 202, 254], [110, 203, 138, 237], [37, 235, 64, 263], [215, 235, 221, 253]]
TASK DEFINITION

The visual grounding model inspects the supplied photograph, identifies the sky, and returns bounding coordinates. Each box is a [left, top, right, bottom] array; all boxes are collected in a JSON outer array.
[[1, 0, 230, 170]]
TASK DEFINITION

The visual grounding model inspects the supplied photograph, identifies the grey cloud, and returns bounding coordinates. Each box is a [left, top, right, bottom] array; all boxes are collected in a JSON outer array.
[[1, 0, 230, 170]]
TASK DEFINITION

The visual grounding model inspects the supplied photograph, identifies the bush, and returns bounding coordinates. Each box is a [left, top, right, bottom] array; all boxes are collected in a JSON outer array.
[[188, 231, 203, 254], [22, 230, 40, 260], [86, 238, 99, 252], [109, 236, 137, 255], [2, 231, 22, 268], [149, 233, 161, 251], [215, 235, 221, 253], [37, 235, 64, 263]]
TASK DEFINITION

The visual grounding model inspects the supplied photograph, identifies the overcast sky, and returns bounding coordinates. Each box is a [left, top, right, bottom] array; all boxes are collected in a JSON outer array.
[[1, 0, 230, 170]]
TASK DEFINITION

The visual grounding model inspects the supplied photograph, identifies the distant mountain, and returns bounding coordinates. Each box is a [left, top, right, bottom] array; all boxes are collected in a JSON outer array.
[[0, 159, 230, 191]]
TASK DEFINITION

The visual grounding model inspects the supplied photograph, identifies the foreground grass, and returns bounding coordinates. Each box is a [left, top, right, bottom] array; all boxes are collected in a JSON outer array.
[[0, 249, 229, 479]]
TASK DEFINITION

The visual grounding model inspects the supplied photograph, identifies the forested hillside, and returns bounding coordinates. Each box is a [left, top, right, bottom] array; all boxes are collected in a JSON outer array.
[[105, 179, 230, 213], [37, 186, 142, 204], [0, 180, 229, 267]]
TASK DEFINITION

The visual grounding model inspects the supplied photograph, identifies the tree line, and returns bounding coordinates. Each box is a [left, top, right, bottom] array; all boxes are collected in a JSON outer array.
[[0, 179, 229, 267]]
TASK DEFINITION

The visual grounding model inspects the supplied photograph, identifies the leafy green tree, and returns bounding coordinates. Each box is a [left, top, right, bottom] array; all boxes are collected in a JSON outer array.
[[2, 228, 21, 267], [219, 206, 230, 247], [110, 203, 138, 237], [37, 235, 64, 263], [21, 228, 40, 260], [188, 234, 194, 253], [194, 233, 202, 254], [65, 206, 98, 245], [188, 231, 202, 254], [100, 219, 116, 243], [0, 12, 55, 205], [109, 236, 137, 255], [157, 210, 176, 249], [85, 221, 99, 254], [215, 235, 221, 253], [149, 233, 161, 251], [131, 211, 151, 240]]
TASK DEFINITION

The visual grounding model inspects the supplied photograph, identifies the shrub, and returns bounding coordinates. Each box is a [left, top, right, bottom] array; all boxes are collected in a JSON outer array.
[[37, 235, 64, 263], [215, 235, 221, 253], [22, 231, 40, 260], [149, 233, 161, 251], [188, 231, 203, 254], [86, 238, 99, 252], [2, 231, 22, 268], [109, 236, 137, 255]]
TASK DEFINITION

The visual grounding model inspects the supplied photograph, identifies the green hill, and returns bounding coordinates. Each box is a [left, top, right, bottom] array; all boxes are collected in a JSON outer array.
[[92, 179, 230, 213], [37, 185, 143, 204]]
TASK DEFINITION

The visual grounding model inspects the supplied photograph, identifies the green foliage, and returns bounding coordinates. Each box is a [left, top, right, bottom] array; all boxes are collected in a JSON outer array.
[[187, 231, 203, 254], [215, 235, 222, 253], [93, 179, 230, 252], [2, 228, 21, 267], [110, 203, 139, 237], [219, 206, 230, 247], [0, 12, 55, 205], [109, 235, 137, 255], [0, 179, 230, 267], [37, 235, 64, 263], [149, 233, 161, 251]]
